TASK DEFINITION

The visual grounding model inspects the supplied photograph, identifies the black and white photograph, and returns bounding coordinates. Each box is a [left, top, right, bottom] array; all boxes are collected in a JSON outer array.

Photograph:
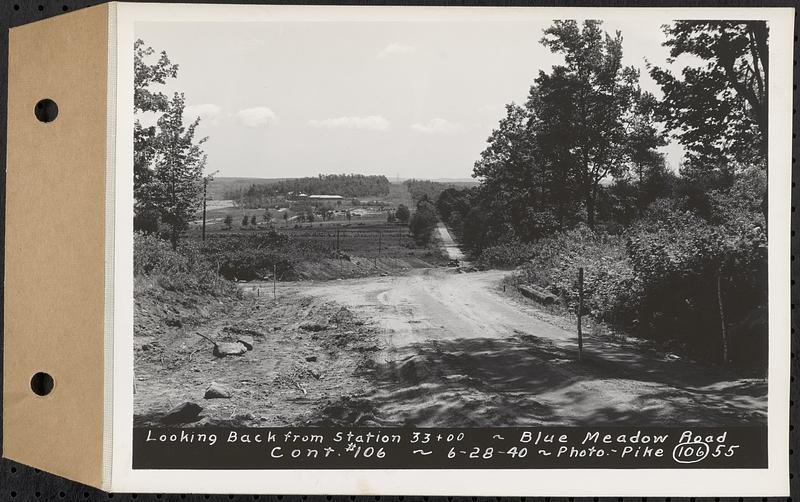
[[126, 6, 786, 458]]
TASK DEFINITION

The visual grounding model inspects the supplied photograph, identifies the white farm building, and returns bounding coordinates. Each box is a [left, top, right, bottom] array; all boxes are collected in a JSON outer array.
[[306, 194, 343, 201]]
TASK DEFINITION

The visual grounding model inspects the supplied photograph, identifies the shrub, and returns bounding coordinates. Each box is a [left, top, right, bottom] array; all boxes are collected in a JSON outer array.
[[200, 231, 329, 281], [134, 233, 237, 296], [515, 225, 639, 325], [626, 199, 767, 363], [476, 241, 538, 268]]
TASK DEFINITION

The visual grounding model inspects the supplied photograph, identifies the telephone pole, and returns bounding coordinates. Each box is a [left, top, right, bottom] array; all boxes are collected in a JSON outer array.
[[201, 178, 208, 241], [201, 170, 219, 242]]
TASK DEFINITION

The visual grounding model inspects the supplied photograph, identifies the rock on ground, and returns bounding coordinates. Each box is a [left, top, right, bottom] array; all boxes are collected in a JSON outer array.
[[204, 382, 232, 399], [237, 336, 255, 350], [213, 341, 248, 357], [160, 402, 203, 424]]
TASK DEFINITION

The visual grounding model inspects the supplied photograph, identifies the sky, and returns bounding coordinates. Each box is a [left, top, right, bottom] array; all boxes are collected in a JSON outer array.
[[136, 17, 684, 180]]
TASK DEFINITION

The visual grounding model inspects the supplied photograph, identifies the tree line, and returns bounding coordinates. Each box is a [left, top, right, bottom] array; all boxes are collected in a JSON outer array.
[[228, 174, 391, 208]]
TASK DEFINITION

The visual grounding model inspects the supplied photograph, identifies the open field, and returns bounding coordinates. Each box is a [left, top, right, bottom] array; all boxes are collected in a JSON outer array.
[[180, 180, 450, 281], [194, 180, 413, 231]]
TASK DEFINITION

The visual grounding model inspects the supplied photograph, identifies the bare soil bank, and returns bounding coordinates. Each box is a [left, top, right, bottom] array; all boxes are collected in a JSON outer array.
[[134, 286, 384, 427]]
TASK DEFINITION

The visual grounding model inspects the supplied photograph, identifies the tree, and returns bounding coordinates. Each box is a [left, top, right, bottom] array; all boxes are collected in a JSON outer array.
[[387, 211, 396, 223], [409, 201, 438, 245], [283, 212, 289, 225], [134, 39, 179, 233], [651, 21, 768, 223], [150, 93, 207, 249], [223, 215, 233, 230], [242, 215, 249, 227], [650, 21, 768, 164], [395, 204, 410, 224], [263, 210, 272, 223], [473, 103, 539, 239], [539, 20, 641, 229], [251, 215, 257, 226]]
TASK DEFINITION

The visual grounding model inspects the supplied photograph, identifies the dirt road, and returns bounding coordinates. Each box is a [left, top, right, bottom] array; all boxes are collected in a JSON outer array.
[[294, 268, 767, 426], [435, 223, 466, 262]]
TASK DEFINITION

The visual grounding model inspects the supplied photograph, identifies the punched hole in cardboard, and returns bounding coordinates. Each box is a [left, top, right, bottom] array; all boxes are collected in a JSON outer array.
[[30, 372, 54, 396], [34, 99, 58, 123]]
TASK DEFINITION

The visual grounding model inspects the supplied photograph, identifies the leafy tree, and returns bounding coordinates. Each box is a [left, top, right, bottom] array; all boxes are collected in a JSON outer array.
[[223, 215, 233, 230], [539, 20, 642, 229], [241, 215, 249, 227], [461, 207, 490, 252], [650, 21, 767, 164], [251, 215, 257, 226], [395, 204, 410, 224], [134, 39, 179, 233], [150, 93, 207, 249], [473, 103, 540, 240], [409, 201, 438, 245], [263, 210, 272, 222]]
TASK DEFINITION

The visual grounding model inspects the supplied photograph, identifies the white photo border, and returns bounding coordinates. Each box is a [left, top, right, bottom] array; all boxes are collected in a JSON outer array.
[[110, 3, 794, 495]]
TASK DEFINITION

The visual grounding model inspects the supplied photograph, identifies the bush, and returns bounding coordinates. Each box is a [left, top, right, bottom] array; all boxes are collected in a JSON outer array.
[[476, 241, 538, 268], [513, 189, 767, 366], [515, 225, 639, 325], [200, 231, 330, 281], [134, 233, 237, 296], [626, 198, 766, 363]]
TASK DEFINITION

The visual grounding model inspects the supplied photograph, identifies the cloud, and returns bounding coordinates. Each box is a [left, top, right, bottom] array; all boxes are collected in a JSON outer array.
[[377, 43, 416, 59], [235, 107, 278, 128], [308, 115, 390, 131], [410, 118, 465, 135], [184, 104, 222, 125]]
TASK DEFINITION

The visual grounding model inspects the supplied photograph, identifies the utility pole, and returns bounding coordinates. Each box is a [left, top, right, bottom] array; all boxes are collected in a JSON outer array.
[[336, 230, 341, 274], [201, 178, 208, 242], [201, 170, 219, 242], [273, 264, 277, 300], [577, 267, 584, 362]]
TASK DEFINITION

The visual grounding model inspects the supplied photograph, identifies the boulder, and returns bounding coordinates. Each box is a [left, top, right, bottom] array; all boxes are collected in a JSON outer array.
[[305, 355, 318, 362], [204, 382, 231, 399], [165, 318, 183, 328], [300, 323, 328, 332], [213, 341, 248, 357], [160, 402, 203, 424], [237, 336, 255, 350]]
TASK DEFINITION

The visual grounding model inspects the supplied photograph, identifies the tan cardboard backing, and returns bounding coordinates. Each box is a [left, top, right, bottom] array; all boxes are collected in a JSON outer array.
[[4, 3, 109, 488]]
